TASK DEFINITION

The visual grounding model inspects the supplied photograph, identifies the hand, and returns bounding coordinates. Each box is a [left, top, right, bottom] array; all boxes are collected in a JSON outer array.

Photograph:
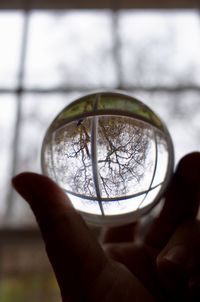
[[12, 153, 200, 302], [102, 152, 200, 301]]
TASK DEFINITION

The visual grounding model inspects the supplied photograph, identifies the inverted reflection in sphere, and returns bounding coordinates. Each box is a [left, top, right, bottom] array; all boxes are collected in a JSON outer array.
[[41, 92, 174, 226]]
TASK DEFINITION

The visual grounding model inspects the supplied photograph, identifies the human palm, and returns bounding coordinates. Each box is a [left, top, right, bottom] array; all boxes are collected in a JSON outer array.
[[12, 153, 200, 302]]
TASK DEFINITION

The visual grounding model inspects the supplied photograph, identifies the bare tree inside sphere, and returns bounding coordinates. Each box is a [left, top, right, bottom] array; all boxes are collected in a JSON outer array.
[[41, 92, 174, 226]]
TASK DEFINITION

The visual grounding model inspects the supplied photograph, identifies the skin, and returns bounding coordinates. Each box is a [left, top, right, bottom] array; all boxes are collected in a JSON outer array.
[[12, 152, 200, 302]]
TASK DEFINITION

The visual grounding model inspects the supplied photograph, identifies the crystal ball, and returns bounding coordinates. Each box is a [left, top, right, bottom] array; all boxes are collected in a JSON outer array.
[[41, 91, 174, 226]]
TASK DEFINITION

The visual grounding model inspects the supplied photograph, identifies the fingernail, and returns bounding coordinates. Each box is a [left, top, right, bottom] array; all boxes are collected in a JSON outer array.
[[161, 245, 189, 268], [157, 245, 189, 292]]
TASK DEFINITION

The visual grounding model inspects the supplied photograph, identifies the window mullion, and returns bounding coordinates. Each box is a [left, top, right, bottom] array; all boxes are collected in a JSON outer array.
[[112, 10, 123, 89], [4, 11, 30, 223]]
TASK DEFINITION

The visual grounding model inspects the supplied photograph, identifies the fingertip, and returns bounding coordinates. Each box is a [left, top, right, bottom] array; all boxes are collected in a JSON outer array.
[[12, 172, 48, 189], [12, 172, 56, 190], [12, 172, 33, 188], [157, 257, 188, 295], [12, 172, 72, 210], [157, 245, 189, 271], [177, 152, 200, 167], [12, 172, 44, 202], [157, 245, 190, 294], [188, 275, 200, 301], [156, 220, 200, 295], [176, 152, 200, 191]]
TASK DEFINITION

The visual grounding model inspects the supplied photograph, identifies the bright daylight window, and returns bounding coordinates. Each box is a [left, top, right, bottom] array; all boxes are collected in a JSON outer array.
[[0, 4, 200, 301]]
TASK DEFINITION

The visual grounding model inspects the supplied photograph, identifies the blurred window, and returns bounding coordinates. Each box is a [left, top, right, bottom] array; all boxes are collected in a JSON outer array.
[[0, 9, 200, 226]]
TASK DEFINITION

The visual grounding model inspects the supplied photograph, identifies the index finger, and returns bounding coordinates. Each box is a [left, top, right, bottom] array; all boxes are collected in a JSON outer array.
[[12, 173, 107, 302]]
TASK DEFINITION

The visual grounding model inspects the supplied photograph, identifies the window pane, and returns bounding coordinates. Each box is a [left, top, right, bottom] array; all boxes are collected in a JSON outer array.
[[11, 93, 82, 225], [24, 11, 117, 88], [132, 91, 200, 162], [0, 95, 16, 221], [119, 11, 200, 87], [0, 12, 24, 88], [16, 93, 83, 173]]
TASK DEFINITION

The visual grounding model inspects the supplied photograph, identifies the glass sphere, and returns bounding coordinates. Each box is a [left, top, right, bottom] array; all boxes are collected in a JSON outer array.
[[41, 91, 174, 226]]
